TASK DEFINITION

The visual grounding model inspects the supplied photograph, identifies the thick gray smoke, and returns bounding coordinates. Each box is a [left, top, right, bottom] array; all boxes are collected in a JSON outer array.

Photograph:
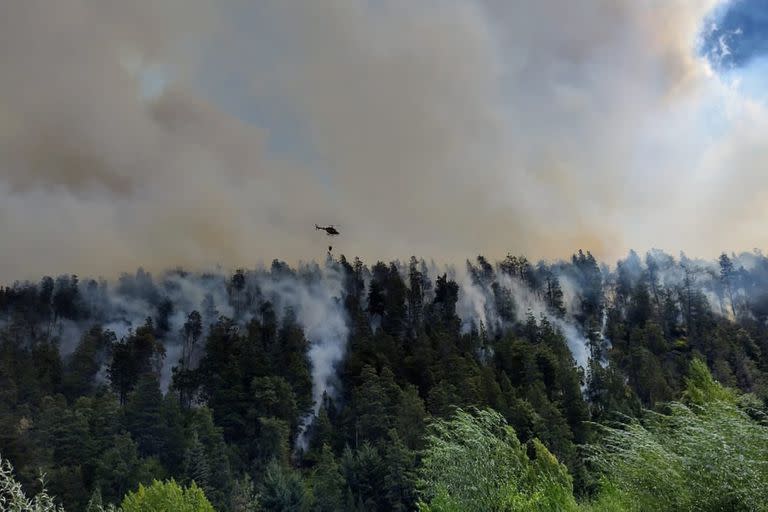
[[7, 0, 768, 283]]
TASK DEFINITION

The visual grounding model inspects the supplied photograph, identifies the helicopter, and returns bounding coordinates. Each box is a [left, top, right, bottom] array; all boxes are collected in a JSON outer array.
[[315, 224, 340, 236]]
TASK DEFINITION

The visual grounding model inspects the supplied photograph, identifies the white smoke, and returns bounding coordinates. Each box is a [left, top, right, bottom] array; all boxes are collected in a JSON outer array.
[[497, 273, 590, 370], [456, 270, 494, 334], [9, 248, 768, 431], [558, 274, 585, 319], [598, 308, 611, 368], [452, 261, 591, 370], [254, 262, 350, 449], [11, 263, 351, 408]]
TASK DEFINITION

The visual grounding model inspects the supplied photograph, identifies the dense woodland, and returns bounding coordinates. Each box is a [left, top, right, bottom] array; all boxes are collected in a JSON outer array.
[[1, 249, 768, 511]]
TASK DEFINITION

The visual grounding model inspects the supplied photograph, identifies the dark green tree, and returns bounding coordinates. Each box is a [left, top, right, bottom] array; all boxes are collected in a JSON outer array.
[[311, 445, 345, 512], [258, 459, 311, 512]]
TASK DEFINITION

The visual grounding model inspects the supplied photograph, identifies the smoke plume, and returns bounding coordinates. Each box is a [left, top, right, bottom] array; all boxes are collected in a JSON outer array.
[[3, 1, 768, 280]]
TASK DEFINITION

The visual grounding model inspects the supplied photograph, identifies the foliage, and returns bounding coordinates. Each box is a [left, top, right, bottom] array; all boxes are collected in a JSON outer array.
[[0, 454, 64, 512], [586, 361, 768, 512], [417, 408, 579, 512], [682, 358, 737, 405], [120, 479, 214, 512], [3, 251, 768, 511]]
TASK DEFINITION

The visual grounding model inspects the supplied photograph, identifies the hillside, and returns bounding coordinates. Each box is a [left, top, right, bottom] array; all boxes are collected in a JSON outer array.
[[1, 250, 768, 511]]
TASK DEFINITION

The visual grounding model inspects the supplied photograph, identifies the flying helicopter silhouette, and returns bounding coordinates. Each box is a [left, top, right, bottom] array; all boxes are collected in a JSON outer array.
[[316, 224, 340, 254], [315, 224, 340, 236]]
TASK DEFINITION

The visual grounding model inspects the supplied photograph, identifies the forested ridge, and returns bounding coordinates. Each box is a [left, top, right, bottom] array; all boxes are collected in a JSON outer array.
[[1, 249, 768, 511]]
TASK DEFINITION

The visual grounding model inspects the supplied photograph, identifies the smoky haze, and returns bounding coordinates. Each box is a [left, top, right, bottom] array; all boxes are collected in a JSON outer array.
[[2, 0, 768, 281]]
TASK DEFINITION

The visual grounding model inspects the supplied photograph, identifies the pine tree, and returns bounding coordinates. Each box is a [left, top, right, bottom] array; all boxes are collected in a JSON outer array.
[[182, 310, 203, 371], [382, 431, 418, 511], [311, 445, 345, 512], [85, 488, 104, 512], [65, 326, 115, 399], [231, 474, 260, 512], [407, 256, 425, 336], [719, 252, 737, 318], [307, 395, 335, 458], [184, 432, 212, 498], [259, 460, 310, 512], [544, 273, 566, 318], [353, 366, 394, 443], [124, 374, 168, 457]]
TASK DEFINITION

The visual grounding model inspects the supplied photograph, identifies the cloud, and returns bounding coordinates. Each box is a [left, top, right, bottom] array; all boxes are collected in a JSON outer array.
[[3, 0, 768, 280]]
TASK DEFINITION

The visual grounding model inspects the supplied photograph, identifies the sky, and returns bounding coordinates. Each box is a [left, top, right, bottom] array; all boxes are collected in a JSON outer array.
[[2, 0, 768, 280]]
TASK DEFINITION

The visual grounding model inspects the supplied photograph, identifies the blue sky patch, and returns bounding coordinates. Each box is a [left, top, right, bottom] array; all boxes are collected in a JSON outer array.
[[702, 0, 768, 71]]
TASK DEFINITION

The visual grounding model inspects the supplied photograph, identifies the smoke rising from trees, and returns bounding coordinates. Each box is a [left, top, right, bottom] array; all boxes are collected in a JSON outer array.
[[4, 248, 768, 429]]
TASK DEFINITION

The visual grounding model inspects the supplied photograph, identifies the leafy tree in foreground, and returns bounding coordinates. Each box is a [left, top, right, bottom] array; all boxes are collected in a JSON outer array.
[[0, 454, 64, 512], [585, 359, 768, 512], [120, 479, 214, 512], [417, 408, 578, 512]]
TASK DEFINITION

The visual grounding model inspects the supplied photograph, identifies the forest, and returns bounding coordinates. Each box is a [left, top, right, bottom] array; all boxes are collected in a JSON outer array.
[[1, 249, 768, 511]]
